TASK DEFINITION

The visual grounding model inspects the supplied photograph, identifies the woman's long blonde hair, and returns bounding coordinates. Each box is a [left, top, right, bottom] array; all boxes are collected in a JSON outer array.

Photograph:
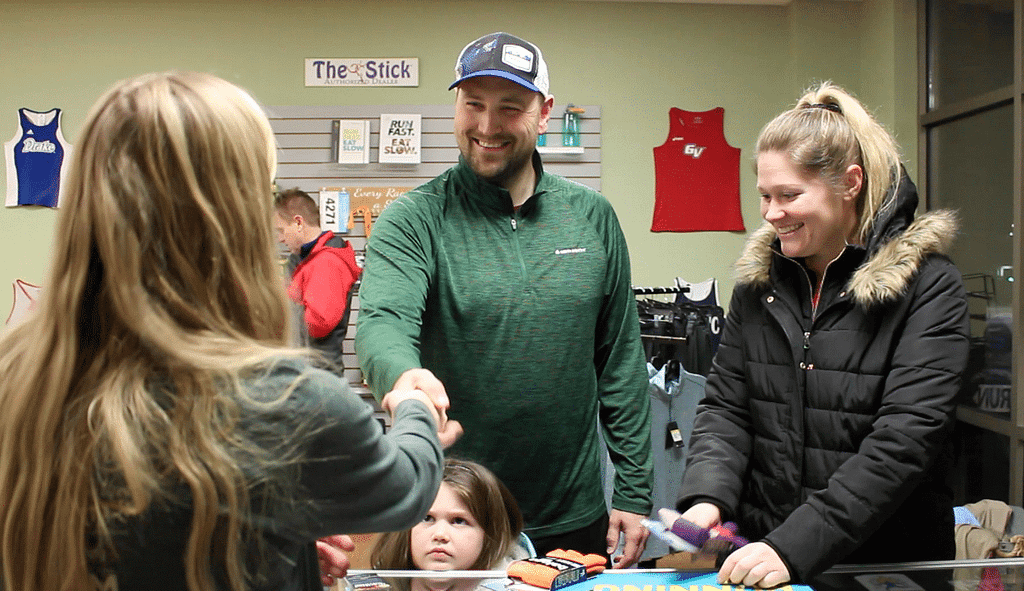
[[756, 81, 902, 242], [0, 72, 292, 591]]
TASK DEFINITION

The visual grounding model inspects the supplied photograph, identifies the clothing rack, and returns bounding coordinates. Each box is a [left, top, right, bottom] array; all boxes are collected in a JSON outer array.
[[632, 285, 689, 295], [636, 282, 722, 377], [634, 286, 690, 342]]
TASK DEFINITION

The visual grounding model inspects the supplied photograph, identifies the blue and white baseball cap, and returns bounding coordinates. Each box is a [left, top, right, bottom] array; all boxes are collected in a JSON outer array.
[[450, 32, 550, 96]]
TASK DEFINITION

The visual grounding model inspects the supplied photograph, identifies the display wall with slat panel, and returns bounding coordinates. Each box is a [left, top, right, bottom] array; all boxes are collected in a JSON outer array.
[[266, 104, 601, 413]]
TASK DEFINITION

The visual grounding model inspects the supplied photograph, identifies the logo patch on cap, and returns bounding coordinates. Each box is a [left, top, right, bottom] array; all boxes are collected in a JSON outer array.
[[450, 32, 549, 96], [501, 44, 534, 73]]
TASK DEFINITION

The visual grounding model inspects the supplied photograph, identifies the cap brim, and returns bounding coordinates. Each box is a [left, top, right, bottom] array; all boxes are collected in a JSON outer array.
[[449, 70, 542, 94]]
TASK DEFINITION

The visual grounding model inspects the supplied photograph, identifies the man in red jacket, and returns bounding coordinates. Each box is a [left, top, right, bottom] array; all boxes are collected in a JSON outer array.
[[274, 188, 361, 375]]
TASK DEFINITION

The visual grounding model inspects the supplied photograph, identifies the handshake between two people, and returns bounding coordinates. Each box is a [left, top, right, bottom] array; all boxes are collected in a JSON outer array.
[[381, 368, 463, 448], [319, 369, 462, 588]]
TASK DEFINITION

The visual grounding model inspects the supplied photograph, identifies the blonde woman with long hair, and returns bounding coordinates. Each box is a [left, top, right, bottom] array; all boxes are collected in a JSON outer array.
[[0, 71, 450, 591], [676, 82, 969, 588]]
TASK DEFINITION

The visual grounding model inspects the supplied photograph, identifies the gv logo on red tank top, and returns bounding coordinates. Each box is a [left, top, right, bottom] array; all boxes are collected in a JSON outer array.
[[682, 143, 706, 159]]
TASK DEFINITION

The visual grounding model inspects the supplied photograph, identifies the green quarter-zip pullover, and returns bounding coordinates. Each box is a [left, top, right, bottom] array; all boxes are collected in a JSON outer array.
[[357, 154, 652, 537]]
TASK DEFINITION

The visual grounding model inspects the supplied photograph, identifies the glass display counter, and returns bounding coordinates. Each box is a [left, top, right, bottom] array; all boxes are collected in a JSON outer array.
[[342, 558, 1024, 591]]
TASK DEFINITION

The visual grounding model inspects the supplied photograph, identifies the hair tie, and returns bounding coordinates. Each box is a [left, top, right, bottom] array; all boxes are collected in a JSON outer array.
[[809, 102, 842, 114]]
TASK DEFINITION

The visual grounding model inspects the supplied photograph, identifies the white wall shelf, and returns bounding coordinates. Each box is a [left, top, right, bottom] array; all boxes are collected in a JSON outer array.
[[537, 146, 585, 155]]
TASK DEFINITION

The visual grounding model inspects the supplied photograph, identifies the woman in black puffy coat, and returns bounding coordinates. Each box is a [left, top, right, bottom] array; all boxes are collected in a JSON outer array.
[[676, 82, 969, 588]]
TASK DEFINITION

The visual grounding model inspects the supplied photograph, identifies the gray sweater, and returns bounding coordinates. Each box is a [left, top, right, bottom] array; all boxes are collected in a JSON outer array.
[[91, 358, 443, 591]]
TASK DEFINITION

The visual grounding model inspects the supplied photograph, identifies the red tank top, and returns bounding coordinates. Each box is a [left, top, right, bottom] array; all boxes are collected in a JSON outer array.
[[651, 107, 745, 232]]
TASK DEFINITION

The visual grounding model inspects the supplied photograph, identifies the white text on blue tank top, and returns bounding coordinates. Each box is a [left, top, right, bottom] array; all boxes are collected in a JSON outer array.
[[21, 138, 56, 153]]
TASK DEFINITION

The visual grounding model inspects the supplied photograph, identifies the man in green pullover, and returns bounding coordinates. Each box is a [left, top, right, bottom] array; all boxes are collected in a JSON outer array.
[[356, 32, 653, 568]]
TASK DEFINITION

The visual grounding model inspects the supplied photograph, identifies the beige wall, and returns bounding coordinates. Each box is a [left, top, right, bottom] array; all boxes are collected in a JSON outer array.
[[0, 0, 916, 317]]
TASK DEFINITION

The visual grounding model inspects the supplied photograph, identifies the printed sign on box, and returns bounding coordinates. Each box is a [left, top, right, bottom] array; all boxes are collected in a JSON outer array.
[[305, 58, 418, 87], [333, 120, 371, 164], [317, 188, 350, 233], [378, 114, 421, 164]]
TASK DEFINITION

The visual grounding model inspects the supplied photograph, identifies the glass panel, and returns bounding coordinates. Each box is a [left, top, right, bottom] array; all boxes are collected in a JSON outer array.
[[929, 105, 1014, 423], [951, 422, 1010, 503], [927, 0, 1014, 108]]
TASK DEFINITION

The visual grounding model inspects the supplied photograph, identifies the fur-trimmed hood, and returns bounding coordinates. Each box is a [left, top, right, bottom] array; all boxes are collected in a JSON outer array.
[[733, 172, 959, 308]]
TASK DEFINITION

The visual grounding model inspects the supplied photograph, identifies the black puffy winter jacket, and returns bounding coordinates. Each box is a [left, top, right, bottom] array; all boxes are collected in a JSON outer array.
[[678, 174, 970, 582]]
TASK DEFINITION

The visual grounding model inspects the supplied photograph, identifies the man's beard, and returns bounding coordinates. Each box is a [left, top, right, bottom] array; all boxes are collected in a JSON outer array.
[[465, 145, 533, 187]]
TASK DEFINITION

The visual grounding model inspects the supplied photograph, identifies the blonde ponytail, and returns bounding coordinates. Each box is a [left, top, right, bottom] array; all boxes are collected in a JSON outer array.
[[757, 81, 901, 242]]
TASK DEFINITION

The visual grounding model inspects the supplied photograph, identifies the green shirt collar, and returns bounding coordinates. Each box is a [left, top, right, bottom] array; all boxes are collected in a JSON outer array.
[[452, 151, 550, 215]]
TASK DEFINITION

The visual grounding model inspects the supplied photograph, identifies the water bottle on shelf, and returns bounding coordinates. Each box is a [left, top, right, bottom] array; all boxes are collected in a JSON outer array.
[[562, 104, 584, 147]]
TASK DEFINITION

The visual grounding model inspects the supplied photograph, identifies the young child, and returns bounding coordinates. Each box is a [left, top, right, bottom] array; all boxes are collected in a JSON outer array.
[[368, 458, 527, 591]]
